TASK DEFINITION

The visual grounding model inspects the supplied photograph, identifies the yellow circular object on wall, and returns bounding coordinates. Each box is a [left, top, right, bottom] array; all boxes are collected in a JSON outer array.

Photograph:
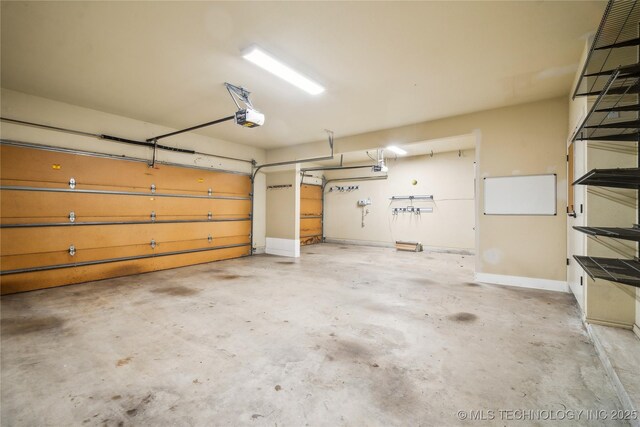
[[411, 179, 418, 185]]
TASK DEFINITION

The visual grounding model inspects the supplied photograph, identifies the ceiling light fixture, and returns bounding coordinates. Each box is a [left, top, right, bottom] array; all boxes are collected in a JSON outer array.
[[242, 46, 325, 95], [387, 145, 407, 155]]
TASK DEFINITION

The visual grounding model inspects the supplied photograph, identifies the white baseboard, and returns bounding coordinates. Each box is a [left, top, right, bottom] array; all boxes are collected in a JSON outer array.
[[265, 238, 300, 258], [587, 317, 634, 330], [475, 272, 569, 293], [324, 238, 474, 255], [324, 238, 394, 248]]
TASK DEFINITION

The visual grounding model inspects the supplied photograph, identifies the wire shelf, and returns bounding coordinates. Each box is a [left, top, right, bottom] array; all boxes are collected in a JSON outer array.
[[574, 256, 640, 287], [573, 167, 640, 189], [574, 225, 640, 241]]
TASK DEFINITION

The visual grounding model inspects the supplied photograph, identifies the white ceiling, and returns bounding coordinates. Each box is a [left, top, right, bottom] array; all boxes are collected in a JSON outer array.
[[1, 1, 603, 149]]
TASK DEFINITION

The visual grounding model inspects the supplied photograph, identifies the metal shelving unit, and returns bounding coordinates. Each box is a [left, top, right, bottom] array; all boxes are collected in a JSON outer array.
[[573, 1, 640, 100], [570, 0, 640, 288]]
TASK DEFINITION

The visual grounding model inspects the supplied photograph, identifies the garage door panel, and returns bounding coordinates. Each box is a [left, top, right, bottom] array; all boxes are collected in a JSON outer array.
[[152, 245, 250, 271], [210, 199, 251, 218], [301, 184, 322, 199], [0, 179, 250, 198], [206, 235, 250, 247], [210, 220, 251, 237], [1, 145, 153, 190], [1, 220, 251, 256], [0, 145, 251, 196], [2, 236, 251, 271], [144, 165, 250, 196], [2, 252, 72, 271], [300, 218, 322, 236], [2, 245, 154, 271], [0, 191, 250, 224], [154, 237, 249, 253], [300, 199, 322, 216], [301, 236, 322, 245], [1, 190, 156, 222], [0, 144, 254, 293], [0, 245, 251, 294], [129, 197, 249, 218], [300, 184, 322, 246], [301, 230, 322, 238]]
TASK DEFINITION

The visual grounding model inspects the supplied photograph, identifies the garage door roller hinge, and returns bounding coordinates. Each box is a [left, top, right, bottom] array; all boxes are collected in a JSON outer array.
[[151, 184, 156, 194], [69, 245, 76, 256], [151, 211, 156, 222], [69, 178, 76, 189], [150, 239, 156, 249], [69, 211, 76, 223]]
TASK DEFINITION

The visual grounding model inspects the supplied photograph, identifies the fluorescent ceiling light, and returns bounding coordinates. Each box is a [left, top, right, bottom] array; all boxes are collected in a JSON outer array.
[[387, 145, 407, 155], [242, 47, 325, 95]]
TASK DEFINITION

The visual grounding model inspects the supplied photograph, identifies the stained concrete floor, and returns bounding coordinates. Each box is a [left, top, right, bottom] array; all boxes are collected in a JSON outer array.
[[1, 244, 625, 426], [589, 324, 640, 425]]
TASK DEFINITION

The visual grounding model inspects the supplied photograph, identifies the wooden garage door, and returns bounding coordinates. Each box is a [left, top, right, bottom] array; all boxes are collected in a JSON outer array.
[[0, 143, 252, 294], [300, 184, 322, 246]]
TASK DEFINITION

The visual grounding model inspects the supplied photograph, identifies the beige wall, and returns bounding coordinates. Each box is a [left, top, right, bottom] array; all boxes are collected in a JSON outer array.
[[252, 172, 267, 252], [440, 98, 569, 281], [324, 149, 475, 250], [0, 88, 268, 251], [267, 97, 569, 281], [265, 170, 299, 240]]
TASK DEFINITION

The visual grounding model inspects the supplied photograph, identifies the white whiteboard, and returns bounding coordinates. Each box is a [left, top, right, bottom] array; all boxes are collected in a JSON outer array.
[[484, 174, 556, 215]]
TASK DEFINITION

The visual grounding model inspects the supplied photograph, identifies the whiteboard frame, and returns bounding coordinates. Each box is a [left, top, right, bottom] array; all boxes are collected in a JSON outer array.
[[483, 173, 557, 216]]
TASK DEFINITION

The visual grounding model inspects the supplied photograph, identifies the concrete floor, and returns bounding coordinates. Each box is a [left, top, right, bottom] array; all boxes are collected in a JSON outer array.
[[588, 324, 640, 427], [1, 244, 625, 426]]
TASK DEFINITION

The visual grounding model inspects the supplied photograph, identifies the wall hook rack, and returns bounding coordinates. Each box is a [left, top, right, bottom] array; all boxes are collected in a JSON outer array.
[[392, 206, 433, 216], [267, 184, 293, 190], [329, 185, 359, 192]]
